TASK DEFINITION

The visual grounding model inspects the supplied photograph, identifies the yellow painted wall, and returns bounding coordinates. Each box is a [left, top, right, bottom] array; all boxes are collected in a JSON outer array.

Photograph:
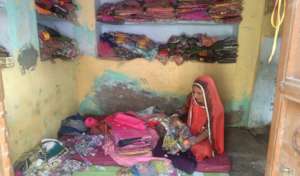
[[2, 60, 77, 162], [3, 0, 268, 165], [77, 0, 266, 126]]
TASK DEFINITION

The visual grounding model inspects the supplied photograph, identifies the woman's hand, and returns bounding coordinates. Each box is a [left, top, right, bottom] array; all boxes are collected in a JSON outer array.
[[183, 139, 192, 150]]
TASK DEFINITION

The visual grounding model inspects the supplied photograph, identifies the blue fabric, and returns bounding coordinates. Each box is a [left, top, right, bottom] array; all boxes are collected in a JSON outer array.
[[58, 114, 87, 137]]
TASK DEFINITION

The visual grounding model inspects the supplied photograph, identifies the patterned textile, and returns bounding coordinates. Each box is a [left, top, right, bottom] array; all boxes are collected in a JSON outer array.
[[97, 0, 243, 24], [35, 0, 78, 22], [38, 24, 79, 61], [99, 32, 158, 60], [160, 34, 238, 64], [208, 0, 243, 23], [148, 115, 191, 155]]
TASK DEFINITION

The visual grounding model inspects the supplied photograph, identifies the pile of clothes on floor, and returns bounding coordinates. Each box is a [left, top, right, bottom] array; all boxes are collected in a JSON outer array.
[[0, 45, 10, 57], [38, 24, 79, 61], [99, 32, 238, 64], [97, 0, 243, 24], [35, 0, 78, 23], [14, 107, 231, 176]]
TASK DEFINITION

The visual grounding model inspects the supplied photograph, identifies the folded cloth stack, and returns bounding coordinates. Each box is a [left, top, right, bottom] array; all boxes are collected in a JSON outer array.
[[97, 0, 243, 24], [105, 112, 159, 156], [144, 0, 175, 20], [35, 0, 77, 22], [0, 46, 9, 57], [97, 0, 149, 24], [176, 0, 211, 21], [158, 33, 238, 64], [208, 0, 243, 23], [99, 32, 158, 60], [38, 24, 79, 61]]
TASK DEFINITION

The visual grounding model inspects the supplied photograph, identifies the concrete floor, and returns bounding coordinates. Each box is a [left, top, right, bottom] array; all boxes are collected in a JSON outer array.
[[225, 127, 269, 176]]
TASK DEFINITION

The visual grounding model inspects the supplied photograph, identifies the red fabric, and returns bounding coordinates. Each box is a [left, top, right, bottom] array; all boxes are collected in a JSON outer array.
[[196, 153, 231, 172], [186, 75, 224, 161]]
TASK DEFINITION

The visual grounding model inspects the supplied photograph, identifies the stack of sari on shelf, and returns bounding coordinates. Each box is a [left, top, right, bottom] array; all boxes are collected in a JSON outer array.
[[97, 0, 149, 24], [208, 0, 243, 23], [98, 32, 158, 60], [144, 0, 175, 20], [156, 33, 238, 65], [38, 24, 79, 61], [175, 0, 211, 21], [97, 0, 243, 24], [35, 0, 78, 22]]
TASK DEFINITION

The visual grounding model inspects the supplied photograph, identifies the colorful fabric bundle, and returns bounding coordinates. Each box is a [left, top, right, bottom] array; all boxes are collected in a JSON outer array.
[[97, 0, 148, 24], [38, 24, 79, 61], [157, 34, 238, 64], [97, 0, 243, 24], [35, 0, 78, 22], [208, 0, 243, 23], [99, 32, 158, 60], [0, 46, 9, 57], [144, 0, 175, 20], [148, 115, 191, 155], [176, 1, 211, 21], [105, 113, 159, 156], [130, 160, 176, 176]]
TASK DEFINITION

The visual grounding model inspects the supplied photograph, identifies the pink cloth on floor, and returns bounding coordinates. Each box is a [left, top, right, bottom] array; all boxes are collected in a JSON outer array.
[[106, 112, 146, 130], [106, 112, 159, 148], [72, 146, 117, 166], [196, 154, 231, 172], [103, 137, 168, 167]]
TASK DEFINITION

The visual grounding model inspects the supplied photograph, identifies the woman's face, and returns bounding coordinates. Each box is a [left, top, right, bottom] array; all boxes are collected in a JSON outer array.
[[192, 86, 204, 104]]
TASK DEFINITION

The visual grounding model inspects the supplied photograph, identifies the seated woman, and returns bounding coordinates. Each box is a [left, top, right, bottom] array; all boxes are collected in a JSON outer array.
[[176, 75, 225, 161]]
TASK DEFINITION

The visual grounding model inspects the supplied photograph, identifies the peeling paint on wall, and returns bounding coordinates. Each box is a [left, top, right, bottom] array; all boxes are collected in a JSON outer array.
[[224, 96, 251, 126], [79, 70, 185, 115], [17, 44, 38, 73]]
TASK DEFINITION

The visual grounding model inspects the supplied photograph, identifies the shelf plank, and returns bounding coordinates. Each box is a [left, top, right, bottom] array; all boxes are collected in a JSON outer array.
[[37, 14, 78, 25], [97, 20, 239, 26]]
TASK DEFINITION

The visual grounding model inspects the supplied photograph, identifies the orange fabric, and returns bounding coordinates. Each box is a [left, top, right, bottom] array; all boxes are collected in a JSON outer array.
[[189, 103, 207, 136], [35, 4, 52, 15], [186, 75, 224, 161]]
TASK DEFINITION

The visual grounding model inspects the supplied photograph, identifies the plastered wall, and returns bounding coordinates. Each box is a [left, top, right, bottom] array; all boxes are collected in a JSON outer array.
[[1, 0, 77, 163], [77, 0, 267, 127], [0, 0, 271, 166]]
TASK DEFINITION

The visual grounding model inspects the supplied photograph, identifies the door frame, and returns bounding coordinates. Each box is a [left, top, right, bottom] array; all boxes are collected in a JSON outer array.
[[265, 0, 300, 175], [0, 69, 13, 176]]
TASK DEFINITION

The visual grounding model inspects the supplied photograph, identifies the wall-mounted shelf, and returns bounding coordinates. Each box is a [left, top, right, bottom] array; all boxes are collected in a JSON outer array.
[[37, 14, 77, 24], [97, 20, 238, 26], [95, 0, 241, 63]]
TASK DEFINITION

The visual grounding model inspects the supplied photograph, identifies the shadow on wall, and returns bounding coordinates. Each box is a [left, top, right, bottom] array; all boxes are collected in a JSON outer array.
[[79, 70, 185, 115]]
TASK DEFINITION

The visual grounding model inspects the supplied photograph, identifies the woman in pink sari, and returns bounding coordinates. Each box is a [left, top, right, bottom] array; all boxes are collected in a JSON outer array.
[[178, 75, 225, 161]]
